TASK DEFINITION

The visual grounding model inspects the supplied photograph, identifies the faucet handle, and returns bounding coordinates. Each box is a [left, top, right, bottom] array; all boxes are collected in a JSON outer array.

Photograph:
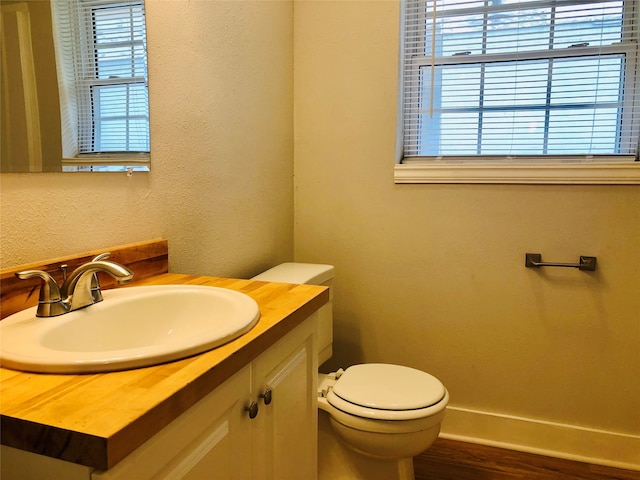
[[16, 270, 62, 302], [92, 252, 111, 262], [15, 270, 67, 317], [90, 252, 112, 302]]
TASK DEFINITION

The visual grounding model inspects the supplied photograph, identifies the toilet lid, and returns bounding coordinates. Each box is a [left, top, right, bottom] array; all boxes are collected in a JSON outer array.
[[331, 363, 445, 411]]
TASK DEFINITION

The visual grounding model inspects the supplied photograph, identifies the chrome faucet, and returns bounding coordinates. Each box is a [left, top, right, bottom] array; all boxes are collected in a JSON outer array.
[[16, 259, 134, 317]]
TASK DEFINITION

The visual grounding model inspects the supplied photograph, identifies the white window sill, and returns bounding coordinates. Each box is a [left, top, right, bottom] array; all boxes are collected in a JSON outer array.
[[394, 162, 640, 185], [61, 154, 150, 173]]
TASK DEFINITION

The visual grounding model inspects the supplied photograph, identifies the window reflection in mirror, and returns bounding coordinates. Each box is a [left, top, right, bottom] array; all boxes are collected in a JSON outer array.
[[0, 0, 150, 173]]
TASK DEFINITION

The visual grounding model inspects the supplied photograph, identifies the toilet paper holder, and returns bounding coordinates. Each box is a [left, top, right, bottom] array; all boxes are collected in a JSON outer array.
[[525, 253, 597, 272]]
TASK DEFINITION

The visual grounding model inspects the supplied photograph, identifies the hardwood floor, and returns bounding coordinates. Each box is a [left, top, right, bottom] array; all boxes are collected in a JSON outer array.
[[414, 438, 640, 480]]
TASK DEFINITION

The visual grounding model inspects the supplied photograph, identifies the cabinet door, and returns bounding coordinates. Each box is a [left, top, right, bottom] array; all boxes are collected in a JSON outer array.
[[93, 366, 252, 480], [252, 313, 318, 480], [0, 445, 93, 480]]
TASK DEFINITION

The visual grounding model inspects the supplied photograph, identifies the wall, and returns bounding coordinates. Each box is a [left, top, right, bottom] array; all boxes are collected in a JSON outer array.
[[0, 0, 294, 277], [293, 0, 640, 469]]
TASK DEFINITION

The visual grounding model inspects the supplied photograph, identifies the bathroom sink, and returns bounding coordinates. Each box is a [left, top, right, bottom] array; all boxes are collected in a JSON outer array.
[[0, 285, 260, 374]]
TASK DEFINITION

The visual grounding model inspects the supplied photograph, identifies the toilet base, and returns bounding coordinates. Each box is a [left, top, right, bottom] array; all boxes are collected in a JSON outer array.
[[318, 410, 415, 480]]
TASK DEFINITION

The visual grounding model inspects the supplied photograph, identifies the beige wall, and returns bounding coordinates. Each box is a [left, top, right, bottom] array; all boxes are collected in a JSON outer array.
[[0, 0, 294, 277], [293, 0, 639, 466]]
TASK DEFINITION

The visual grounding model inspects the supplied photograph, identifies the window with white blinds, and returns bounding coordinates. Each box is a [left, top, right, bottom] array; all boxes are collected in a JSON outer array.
[[52, 0, 149, 157], [401, 0, 640, 163]]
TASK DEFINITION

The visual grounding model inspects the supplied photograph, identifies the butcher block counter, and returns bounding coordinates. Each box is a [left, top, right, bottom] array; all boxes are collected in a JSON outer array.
[[0, 272, 329, 470]]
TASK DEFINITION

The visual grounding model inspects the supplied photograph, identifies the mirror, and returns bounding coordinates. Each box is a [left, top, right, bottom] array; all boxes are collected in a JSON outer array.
[[0, 0, 150, 173]]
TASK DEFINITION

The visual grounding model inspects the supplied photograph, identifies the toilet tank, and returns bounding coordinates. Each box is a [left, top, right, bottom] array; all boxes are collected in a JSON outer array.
[[252, 263, 334, 365]]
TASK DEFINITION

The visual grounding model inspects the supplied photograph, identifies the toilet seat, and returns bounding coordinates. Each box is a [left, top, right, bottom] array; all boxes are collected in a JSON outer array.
[[327, 364, 446, 421]]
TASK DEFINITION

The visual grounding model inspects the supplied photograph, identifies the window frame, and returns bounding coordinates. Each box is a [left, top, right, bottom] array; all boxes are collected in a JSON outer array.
[[396, 0, 640, 184]]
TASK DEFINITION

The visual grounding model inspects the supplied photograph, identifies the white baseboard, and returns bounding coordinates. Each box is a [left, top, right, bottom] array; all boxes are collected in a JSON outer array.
[[440, 406, 640, 471]]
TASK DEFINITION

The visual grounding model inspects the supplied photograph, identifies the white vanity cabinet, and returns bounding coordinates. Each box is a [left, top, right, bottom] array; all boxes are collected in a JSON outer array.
[[251, 314, 318, 480], [1, 313, 318, 480], [95, 312, 318, 480], [92, 365, 253, 480]]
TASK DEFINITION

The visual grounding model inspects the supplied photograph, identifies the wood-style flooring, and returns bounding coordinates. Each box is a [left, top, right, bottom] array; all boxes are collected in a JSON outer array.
[[413, 438, 640, 480]]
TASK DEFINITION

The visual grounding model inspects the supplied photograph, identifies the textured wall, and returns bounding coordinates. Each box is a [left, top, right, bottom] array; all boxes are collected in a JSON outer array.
[[293, 0, 640, 465], [0, 0, 294, 278]]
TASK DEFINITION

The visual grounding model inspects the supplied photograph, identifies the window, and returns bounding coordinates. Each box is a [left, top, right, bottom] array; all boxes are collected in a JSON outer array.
[[52, 0, 150, 169], [398, 0, 640, 184]]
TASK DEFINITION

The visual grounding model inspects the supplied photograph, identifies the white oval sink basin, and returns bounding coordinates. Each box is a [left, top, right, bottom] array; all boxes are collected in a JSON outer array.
[[0, 285, 260, 374]]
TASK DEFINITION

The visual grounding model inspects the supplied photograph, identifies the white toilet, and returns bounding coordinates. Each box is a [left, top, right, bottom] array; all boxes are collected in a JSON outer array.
[[252, 263, 448, 480]]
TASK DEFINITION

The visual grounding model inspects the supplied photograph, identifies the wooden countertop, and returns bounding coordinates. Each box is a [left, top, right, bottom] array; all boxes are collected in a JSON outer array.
[[0, 273, 329, 470]]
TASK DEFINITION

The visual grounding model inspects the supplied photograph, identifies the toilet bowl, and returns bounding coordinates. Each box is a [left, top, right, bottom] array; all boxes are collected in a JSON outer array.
[[317, 364, 448, 479], [252, 263, 448, 480]]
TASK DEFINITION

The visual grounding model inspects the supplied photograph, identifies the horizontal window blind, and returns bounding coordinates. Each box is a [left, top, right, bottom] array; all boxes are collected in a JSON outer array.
[[53, 0, 149, 155], [402, 0, 640, 161]]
